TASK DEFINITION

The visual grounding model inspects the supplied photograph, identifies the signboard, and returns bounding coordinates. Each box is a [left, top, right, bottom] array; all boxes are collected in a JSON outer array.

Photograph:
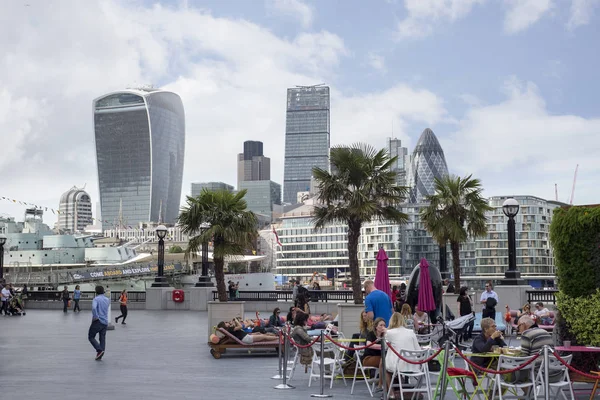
[[71, 263, 183, 281]]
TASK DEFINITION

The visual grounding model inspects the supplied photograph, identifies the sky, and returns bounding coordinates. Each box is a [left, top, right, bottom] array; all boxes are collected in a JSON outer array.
[[0, 0, 599, 226]]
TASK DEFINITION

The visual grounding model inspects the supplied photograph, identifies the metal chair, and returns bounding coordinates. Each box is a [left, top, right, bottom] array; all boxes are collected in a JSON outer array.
[[388, 348, 433, 400], [351, 348, 380, 397], [491, 354, 540, 400], [534, 353, 574, 400]]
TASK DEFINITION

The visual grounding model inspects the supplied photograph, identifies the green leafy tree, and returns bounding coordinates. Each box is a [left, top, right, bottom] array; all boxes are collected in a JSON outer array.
[[421, 175, 492, 290], [178, 189, 257, 302], [312, 143, 409, 305], [168, 245, 184, 254]]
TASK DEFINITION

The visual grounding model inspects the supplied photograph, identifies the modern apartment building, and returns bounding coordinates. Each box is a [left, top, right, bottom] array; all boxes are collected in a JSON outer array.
[[283, 85, 330, 204], [191, 182, 234, 197], [58, 186, 93, 233], [93, 88, 185, 228]]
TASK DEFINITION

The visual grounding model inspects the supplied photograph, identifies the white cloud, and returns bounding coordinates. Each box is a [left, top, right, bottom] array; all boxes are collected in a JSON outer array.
[[396, 0, 485, 39], [444, 77, 600, 204], [367, 52, 386, 72], [503, 0, 553, 33], [266, 0, 314, 28], [568, 0, 600, 29]]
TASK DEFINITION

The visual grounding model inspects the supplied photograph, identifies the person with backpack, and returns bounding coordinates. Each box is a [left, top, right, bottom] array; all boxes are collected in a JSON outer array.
[[480, 281, 499, 320]]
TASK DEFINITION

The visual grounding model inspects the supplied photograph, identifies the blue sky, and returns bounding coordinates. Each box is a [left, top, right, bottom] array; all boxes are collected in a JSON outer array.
[[0, 0, 598, 225]]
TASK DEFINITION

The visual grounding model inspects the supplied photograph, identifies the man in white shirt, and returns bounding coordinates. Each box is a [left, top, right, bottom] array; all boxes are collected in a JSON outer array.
[[480, 281, 499, 310], [534, 302, 553, 325], [1, 283, 11, 316]]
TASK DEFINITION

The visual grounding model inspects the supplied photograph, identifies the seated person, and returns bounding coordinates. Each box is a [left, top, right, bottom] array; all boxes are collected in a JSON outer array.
[[362, 317, 386, 390], [533, 302, 553, 325], [384, 313, 422, 394], [217, 319, 277, 344], [470, 317, 506, 369], [268, 307, 285, 328], [400, 303, 414, 331], [413, 305, 430, 334], [514, 303, 535, 324]]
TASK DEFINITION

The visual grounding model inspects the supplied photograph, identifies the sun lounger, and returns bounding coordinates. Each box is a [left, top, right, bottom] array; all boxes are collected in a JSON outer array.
[[208, 328, 280, 359]]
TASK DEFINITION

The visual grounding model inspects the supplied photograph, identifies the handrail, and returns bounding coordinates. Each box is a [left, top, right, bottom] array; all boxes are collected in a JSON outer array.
[[526, 289, 558, 305], [26, 291, 146, 302], [211, 289, 355, 303]]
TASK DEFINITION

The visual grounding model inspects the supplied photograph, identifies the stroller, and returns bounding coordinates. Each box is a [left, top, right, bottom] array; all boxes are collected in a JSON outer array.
[[437, 313, 475, 349], [8, 293, 26, 316]]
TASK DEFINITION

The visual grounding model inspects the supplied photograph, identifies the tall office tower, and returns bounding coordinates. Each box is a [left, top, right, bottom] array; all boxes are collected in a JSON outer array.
[[93, 88, 185, 228], [58, 186, 93, 233], [406, 128, 448, 203], [283, 85, 330, 204], [387, 138, 409, 187], [237, 140, 271, 188], [191, 182, 234, 197]]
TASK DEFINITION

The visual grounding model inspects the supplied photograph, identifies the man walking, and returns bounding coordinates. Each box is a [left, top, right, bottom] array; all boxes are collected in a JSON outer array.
[[363, 280, 393, 326], [89, 285, 110, 360], [61, 285, 70, 313]]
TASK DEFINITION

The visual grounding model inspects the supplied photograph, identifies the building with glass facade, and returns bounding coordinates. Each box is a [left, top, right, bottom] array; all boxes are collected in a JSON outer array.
[[283, 85, 330, 204], [237, 141, 270, 188], [476, 196, 565, 279], [191, 182, 234, 197], [93, 89, 185, 228], [58, 186, 93, 233], [406, 128, 449, 203], [387, 138, 409, 187], [238, 180, 281, 219]]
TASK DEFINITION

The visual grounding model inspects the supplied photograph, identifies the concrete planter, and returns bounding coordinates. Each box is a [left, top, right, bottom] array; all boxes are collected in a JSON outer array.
[[146, 286, 174, 310], [189, 287, 214, 311], [337, 303, 364, 337], [207, 301, 245, 339]]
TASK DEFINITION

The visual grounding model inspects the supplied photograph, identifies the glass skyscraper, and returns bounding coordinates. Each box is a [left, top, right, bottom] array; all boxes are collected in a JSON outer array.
[[93, 89, 185, 228], [283, 85, 330, 204], [406, 128, 449, 203]]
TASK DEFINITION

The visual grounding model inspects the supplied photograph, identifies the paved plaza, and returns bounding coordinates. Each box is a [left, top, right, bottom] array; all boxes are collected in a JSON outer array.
[[1, 310, 594, 399]]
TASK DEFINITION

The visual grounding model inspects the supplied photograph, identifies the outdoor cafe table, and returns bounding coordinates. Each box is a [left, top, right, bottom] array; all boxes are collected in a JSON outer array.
[[555, 345, 600, 400]]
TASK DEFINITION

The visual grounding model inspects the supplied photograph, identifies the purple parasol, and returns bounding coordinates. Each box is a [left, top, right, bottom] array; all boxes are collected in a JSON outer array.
[[418, 258, 436, 312], [374, 247, 392, 300]]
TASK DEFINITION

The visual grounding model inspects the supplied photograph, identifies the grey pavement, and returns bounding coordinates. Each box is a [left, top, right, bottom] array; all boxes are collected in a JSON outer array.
[[0, 310, 590, 399]]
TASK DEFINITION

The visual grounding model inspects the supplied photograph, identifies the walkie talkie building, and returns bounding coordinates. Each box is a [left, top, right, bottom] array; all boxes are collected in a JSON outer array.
[[93, 89, 185, 228]]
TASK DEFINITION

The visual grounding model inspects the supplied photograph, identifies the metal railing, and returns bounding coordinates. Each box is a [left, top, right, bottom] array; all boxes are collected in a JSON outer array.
[[26, 291, 146, 303], [526, 289, 558, 305], [211, 290, 357, 302]]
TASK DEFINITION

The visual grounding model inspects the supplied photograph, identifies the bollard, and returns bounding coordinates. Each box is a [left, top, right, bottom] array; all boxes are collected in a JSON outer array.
[[274, 329, 294, 390], [439, 340, 451, 399], [311, 330, 332, 398], [271, 330, 285, 380], [543, 345, 550, 400], [381, 339, 388, 400]]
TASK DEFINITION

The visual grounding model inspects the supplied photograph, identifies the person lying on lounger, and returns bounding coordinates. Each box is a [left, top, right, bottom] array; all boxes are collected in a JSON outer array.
[[217, 319, 277, 344]]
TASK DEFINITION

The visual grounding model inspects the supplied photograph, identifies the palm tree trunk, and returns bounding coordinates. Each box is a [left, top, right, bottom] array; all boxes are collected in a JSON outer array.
[[451, 240, 461, 291], [214, 257, 227, 302], [348, 220, 363, 305]]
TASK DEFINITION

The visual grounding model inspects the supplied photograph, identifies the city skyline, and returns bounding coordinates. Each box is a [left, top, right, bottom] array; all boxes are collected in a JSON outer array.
[[0, 1, 598, 225]]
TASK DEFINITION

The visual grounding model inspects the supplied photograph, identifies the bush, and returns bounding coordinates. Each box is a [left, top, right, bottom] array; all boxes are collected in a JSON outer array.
[[556, 289, 600, 347], [168, 245, 184, 253], [550, 206, 600, 298]]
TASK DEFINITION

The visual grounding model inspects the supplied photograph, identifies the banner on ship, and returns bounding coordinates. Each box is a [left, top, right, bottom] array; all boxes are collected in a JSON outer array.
[[71, 263, 183, 280]]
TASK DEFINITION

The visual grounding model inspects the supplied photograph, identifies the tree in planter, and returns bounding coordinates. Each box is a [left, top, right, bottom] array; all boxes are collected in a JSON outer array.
[[312, 143, 408, 305], [420, 175, 491, 290], [178, 189, 257, 302]]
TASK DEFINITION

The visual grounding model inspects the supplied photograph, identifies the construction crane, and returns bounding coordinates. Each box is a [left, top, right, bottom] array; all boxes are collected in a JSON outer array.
[[569, 164, 579, 205]]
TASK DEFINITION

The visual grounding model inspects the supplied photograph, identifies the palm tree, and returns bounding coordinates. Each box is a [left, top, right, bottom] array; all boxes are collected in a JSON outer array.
[[420, 175, 492, 290], [178, 189, 258, 302], [312, 143, 409, 305]]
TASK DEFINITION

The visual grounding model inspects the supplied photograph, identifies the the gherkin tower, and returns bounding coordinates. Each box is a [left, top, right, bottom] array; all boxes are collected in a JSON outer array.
[[407, 128, 449, 202]]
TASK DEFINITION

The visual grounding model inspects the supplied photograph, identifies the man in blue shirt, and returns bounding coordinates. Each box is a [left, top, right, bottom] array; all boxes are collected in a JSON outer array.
[[89, 285, 110, 360], [363, 280, 393, 326]]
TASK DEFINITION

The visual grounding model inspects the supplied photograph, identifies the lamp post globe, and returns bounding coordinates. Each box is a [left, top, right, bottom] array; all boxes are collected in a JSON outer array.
[[500, 198, 525, 285], [152, 225, 170, 287], [0, 233, 6, 280]]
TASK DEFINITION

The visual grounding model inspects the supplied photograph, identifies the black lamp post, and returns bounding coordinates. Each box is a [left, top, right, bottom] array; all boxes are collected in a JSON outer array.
[[152, 225, 170, 287], [0, 233, 6, 280], [501, 198, 526, 285], [195, 223, 213, 287]]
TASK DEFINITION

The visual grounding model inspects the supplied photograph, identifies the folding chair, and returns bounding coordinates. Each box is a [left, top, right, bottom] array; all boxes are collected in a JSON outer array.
[[388, 348, 433, 400], [416, 333, 436, 347], [308, 340, 347, 389], [286, 344, 299, 380], [491, 354, 540, 400], [534, 353, 574, 400], [431, 349, 471, 399], [350, 349, 380, 397]]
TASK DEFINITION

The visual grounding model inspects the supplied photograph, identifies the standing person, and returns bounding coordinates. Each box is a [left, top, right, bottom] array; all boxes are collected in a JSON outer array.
[[89, 285, 110, 360], [363, 280, 393, 326], [72, 285, 81, 312], [61, 285, 70, 313], [479, 281, 499, 310], [457, 286, 474, 340], [1, 283, 10, 316], [228, 281, 236, 301], [115, 289, 128, 325], [292, 280, 299, 306]]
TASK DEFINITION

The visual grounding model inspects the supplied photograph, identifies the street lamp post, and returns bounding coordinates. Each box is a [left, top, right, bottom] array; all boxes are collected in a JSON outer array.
[[152, 225, 170, 287], [0, 233, 6, 281], [501, 198, 526, 285], [195, 223, 213, 287]]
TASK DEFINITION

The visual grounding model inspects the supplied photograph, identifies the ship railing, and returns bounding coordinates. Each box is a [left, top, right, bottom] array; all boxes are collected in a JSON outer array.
[[211, 289, 356, 303], [26, 291, 147, 302]]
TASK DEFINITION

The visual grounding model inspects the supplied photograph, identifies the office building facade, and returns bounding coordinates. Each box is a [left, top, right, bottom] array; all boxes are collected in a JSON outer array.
[[58, 186, 93, 233], [283, 85, 330, 204], [237, 140, 270, 188], [93, 89, 185, 228], [191, 182, 234, 197], [238, 180, 281, 218], [387, 138, 409, 187]]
